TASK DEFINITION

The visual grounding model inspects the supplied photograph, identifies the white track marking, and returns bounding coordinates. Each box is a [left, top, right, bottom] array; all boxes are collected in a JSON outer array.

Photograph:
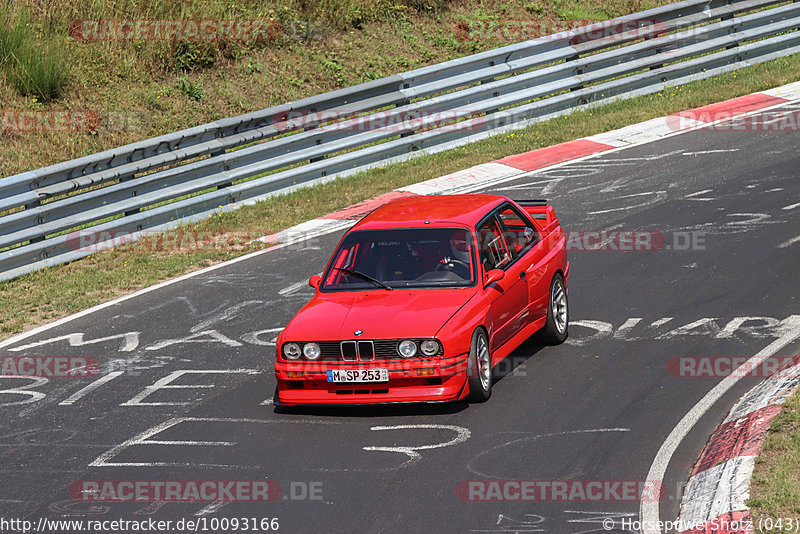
[[90, 416, 339, 468], [278, 280, 313, 296], [195, 501, 230, 516], [363, 424, 471, 468], [640, 316, 800, 534], [89, 418, 234, 468], [58, 372, 125, 406], [0, 377, 48, 407], [650, 317, 673, 328], [565, 510, 637, 534], [685, 189, 713, 198], [782, 202, 800, 210], [588, 191, 667, 215], [240, 327, 284, 346], [7, 332, 140, 353], [681, 149, 740, 156], [145, 329, 242, 351], [778, 235, 800, 248], [467, 428, 629, 478], [458, 99, 799, 197], [134, 501, 167, 515], [190, 301, 264, 333], [614, 318, 642, 339], [121, 369, 258, 407]]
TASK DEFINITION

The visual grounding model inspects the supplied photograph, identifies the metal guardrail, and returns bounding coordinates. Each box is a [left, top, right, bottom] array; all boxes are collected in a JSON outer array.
[[1, 0, 799, 281]]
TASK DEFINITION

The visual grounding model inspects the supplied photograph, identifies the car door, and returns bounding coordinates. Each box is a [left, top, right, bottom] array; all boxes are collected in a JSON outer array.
[[477, 213, 528, 352], [495, 204, 552, 321]]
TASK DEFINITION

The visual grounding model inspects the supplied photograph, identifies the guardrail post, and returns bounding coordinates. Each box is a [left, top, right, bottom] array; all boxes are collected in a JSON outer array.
[[25, 199, 45, 244]]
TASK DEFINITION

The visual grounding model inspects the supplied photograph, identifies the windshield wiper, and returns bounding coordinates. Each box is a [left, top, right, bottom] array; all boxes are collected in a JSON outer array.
[[333, 267, 393, 291]]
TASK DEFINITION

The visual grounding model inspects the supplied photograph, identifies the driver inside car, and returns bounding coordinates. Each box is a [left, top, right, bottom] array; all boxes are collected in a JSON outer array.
[[436, 229, 472, 279]]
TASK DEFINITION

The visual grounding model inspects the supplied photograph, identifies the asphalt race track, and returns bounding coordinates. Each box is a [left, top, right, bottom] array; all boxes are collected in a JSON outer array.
[[1, 103, 799, 534]]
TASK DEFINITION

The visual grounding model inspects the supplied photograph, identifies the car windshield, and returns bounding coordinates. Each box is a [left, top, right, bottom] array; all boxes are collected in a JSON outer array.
[[321, 227, 476, 291]]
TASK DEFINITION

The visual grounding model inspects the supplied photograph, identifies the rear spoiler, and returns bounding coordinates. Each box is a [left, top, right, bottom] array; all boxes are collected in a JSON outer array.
[[513, 199, 557, 227]]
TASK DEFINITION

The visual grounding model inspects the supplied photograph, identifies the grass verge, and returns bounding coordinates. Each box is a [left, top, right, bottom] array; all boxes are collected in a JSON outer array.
[[0, 8, 68, 101], [748, 388, 800, 533], [0, 52, 799, 339], [0, 0, 669, 177]]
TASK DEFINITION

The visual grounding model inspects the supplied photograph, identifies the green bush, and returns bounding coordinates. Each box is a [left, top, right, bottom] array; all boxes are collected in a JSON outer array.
[[176, 76, 203, 101], [0, 8, 68, 101]]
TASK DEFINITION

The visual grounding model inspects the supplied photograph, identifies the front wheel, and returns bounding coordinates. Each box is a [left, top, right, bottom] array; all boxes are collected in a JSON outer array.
[[540, 273, 568, 345], [467, 328, 492, 402]]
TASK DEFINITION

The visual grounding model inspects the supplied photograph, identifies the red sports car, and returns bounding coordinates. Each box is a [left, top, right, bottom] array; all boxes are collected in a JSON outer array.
[[273, 194, 569, 405]]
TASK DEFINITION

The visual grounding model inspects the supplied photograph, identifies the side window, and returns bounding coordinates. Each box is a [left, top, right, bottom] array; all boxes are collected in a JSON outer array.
[[477, 217, 512, 271], [497, 205, 539, 260]]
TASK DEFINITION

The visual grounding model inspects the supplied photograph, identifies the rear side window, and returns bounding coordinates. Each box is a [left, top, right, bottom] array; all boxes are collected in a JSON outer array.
[[497, 205, 539, 260], [477, 217, 512, 271]]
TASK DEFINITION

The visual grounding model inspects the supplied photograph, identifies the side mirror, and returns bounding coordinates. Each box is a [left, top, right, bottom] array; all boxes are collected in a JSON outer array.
[[309, 275, 321, 289], [485, 269, 504, 286]]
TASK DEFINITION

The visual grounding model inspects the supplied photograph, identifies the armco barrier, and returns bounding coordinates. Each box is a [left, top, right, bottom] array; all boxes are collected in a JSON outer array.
[[1, 0, 799, 280]]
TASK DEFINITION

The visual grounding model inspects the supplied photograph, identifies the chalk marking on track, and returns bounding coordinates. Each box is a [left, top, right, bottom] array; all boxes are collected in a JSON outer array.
[[59, 372, 125, 406], [778, 235, 800, 248], [682, 149, 740, 156], [685, 189, 713, 198], [588, 191, 667, 215], [467, 428, 630, 479], [190, 301, 264, 333], [90, 416, 340, 468]]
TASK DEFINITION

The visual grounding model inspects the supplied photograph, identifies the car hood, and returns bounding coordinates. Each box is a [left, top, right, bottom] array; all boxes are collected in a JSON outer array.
[[284, 287, 478, 340]]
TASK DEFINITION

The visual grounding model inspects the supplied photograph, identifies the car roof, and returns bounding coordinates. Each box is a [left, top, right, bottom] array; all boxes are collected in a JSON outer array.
[[353, 194, 508, 230]]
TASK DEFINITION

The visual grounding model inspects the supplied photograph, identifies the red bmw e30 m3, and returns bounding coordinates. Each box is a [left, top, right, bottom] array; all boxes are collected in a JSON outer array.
[[273, 194, 569, 406]]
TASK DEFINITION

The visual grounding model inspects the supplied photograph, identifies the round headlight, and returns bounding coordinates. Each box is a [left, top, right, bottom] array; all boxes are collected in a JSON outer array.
[[283, 343, 301, 360], [398, 340, 417, 358], [303, 342, 321, 360], [420, 339, 439, 356]]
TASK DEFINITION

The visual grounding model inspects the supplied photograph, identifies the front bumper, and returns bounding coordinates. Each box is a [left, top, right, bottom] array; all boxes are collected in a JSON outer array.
[[274, 353, 469, 405]]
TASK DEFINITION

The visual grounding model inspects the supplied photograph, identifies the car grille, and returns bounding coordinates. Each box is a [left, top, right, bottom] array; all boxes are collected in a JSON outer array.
[[308, 340, 443, 361]]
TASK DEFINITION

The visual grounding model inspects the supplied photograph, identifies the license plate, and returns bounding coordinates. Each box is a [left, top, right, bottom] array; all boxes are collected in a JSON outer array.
[[326, 368, 389, 383]]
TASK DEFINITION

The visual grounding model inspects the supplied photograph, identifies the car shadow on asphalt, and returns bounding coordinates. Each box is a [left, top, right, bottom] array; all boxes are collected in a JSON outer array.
[[491, 337, 548, 386]]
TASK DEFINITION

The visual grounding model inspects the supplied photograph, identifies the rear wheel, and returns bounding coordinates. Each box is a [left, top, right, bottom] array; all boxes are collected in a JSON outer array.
[[540, 273, 568, 345], [467, 328, 492, 402]]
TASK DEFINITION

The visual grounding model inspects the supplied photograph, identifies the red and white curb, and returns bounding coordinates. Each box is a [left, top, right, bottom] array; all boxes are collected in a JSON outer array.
[[677, 355, 800, 534], [258, 80, 800, 241]]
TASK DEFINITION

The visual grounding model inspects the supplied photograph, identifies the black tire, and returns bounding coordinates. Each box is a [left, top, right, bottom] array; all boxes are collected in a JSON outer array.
[[467, 328, 492, 403], [540, 273, 568, 345]]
